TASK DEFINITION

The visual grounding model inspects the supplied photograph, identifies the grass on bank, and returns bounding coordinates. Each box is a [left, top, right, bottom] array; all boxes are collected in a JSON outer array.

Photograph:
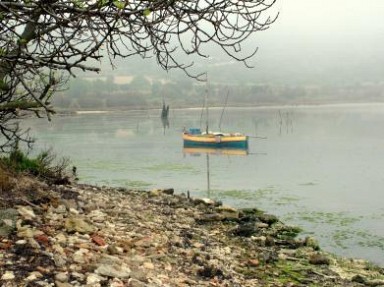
[[0, 147, 71, 187]]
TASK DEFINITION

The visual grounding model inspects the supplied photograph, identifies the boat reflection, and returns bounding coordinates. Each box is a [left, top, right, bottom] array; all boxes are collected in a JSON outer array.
[[182, 147, 248, 156], [183, 146, 248, 198]]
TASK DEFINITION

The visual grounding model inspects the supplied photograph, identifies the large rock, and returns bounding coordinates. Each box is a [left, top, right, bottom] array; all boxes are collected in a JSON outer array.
[[257, 213, 279, 225], [309, 253, 331, 265], [0, 208, 18, 236], [95, 263, 131, 278], [87, 210, 107, 223], [231, 222, 259, 237], [17, 206, 36, 220], [95, 255, 132, 278], [64, 216, 95, 234], [1, 271, 15, 280]]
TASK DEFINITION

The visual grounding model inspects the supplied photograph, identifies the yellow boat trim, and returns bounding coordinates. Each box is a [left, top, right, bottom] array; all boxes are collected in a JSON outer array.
[[183, 133, 247, 143], [183, 147, 248, 156]]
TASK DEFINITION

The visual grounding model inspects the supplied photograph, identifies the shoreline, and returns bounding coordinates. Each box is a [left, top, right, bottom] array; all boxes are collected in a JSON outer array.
[[1, 176, 383, 286], [53, 101, 384, 115]]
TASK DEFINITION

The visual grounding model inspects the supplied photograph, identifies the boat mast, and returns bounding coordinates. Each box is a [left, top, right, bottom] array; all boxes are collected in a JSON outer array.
[[219, 89, 229, 132], [205, 73, 209, 134]]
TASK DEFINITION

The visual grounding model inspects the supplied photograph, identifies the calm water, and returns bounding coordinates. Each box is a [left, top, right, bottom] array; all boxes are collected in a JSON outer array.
[[26, 104, 384, 265]]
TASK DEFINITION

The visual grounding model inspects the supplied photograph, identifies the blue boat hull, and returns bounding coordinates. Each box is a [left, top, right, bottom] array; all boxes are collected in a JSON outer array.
[[183, 139, 248, 149]]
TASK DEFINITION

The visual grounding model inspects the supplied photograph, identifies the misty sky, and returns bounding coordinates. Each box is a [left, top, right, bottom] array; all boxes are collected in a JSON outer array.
[[272, 0, 384, 42], [100, 0, 384, 85], [248, 0, 384, 84]]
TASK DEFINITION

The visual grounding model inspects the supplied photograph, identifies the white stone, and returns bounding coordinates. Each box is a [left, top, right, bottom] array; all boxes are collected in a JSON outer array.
[[68, 264, 78, 272], [1, 271, 15, 280], [71, 271, 85, 280], [24, 271, 43, 282], [17, 206, 36, 220], [55, 233, 67, 245], [143, 261, 154, 269], [17, 227, 34, 238], [69, 208, 79, 215], [55, 272, 69, 282], [52, 244, 65, 255], [73, 248, 88, 264], [223, 246, 232, 255], [86, 273, 104, 284], [194, 197, 215, 205], [87, 210, 107, 222], [53, 205, 67, 214], [256, 222, 269, 228]]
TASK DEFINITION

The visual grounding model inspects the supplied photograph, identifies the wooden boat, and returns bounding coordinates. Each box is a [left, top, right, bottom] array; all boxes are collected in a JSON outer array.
[[183, 128, 248, 149], [183, 76, 248, 149]]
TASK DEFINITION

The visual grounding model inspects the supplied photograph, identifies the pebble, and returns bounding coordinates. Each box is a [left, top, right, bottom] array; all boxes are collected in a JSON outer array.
[[0, 176, 383, 287], [1, 271, 15, 280], [17, 206, 36, 220], [86, 273, 104, 284], [15, 239, 27, 245], [25, 271, 43, 282], [143, 261, 155, 269], [55, 272, 69, 282]]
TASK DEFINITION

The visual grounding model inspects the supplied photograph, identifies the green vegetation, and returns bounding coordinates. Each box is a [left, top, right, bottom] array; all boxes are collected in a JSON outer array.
[[219, 187, 280, 204], [145, 163, 197, 173], [0, 147, 70, 184], [294, 211, 361, 226], [219, 189, 255, 201], [275, 261, 309, 284], [116, 179, 152, 189], [284, 210, 384, 252], [299, 182, 317, 186]]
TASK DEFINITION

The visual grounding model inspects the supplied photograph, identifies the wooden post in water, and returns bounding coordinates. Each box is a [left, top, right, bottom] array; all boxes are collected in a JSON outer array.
[[206, 153, 211, 197]]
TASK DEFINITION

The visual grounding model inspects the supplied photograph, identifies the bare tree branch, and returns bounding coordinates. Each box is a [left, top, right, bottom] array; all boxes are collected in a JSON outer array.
[[0, 0, 277, 152]]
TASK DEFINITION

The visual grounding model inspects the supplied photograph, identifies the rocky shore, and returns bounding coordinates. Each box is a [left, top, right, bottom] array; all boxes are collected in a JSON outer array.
[[0, 176, 383, 287]]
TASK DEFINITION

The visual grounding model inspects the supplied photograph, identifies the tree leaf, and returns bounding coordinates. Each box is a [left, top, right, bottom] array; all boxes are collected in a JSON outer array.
[[0, 80, 8, 91], [143, 9, 151, 16], [97, 0, 109, 7], [113, 1, 125, 9], [18, 38, 28, 45], [72, 0, 84, 8]]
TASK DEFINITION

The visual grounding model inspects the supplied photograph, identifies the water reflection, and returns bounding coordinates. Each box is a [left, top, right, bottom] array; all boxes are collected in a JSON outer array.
[[161, 116, 170, 135], [183, 147, 248, 197], [183, 147, 248, 156], [277, 110, 294, 135], [161, 100, 170, 135]]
